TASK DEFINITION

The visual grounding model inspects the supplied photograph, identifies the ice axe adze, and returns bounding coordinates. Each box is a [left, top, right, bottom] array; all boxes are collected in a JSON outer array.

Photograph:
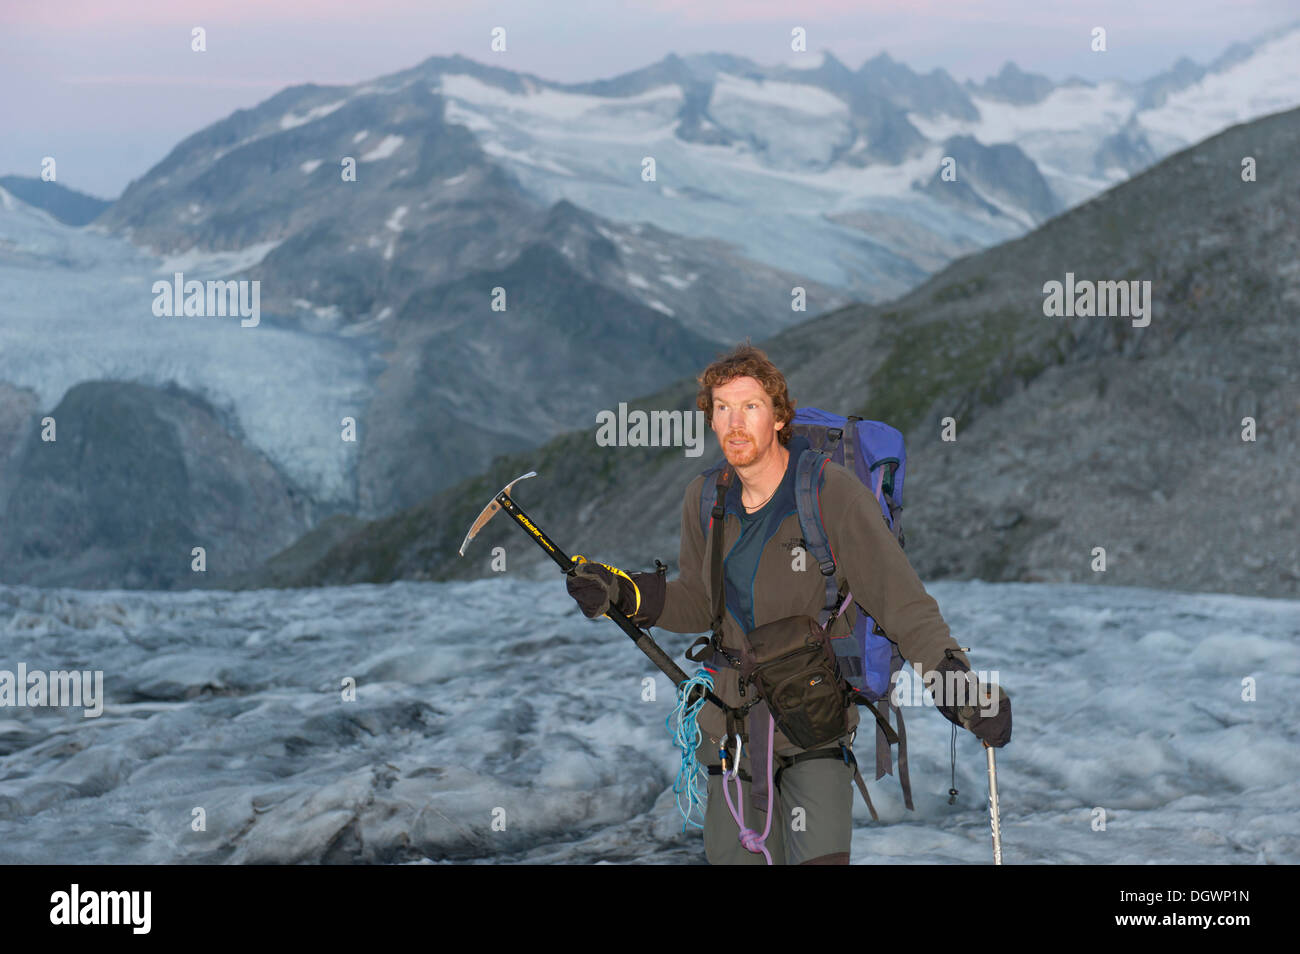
[[457, 470, 729, 716]]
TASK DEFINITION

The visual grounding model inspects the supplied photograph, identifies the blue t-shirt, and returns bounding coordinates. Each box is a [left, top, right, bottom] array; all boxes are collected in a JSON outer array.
[[721, 438, 806, 633]]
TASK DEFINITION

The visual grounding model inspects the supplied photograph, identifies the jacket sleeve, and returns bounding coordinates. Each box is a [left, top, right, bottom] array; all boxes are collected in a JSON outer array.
[[824, 467, 971, 678], [654, 475, 713, 634]]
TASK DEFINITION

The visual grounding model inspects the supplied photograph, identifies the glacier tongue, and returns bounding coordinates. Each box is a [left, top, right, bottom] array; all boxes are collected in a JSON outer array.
[[0, 200, 369, 506]]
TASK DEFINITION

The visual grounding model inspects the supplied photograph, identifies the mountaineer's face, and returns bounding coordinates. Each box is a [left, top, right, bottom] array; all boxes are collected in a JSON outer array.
[[712, 376, 783, 468]]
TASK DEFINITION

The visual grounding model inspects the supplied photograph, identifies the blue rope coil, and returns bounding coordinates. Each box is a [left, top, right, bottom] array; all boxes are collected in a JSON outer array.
[[666, 667, 715, 832]]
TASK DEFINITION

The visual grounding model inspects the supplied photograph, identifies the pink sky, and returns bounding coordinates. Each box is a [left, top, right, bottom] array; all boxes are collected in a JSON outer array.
[[1, 0, 1295, 197]]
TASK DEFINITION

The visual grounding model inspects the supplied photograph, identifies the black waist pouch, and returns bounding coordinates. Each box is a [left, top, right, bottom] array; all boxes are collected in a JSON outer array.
[[740, 614, 850, 751]]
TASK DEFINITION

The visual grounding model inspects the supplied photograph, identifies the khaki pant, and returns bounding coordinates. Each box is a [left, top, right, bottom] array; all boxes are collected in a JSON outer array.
[[703, 755, 855, 865]]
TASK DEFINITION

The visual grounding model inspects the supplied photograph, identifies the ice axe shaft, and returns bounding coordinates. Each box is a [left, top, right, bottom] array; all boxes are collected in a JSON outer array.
[[985, 742, 1003, 864], [458, 472, 729, 715]]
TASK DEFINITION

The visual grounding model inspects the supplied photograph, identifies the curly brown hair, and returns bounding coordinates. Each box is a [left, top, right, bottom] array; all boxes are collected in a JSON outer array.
[[695, 342, 796, 445]]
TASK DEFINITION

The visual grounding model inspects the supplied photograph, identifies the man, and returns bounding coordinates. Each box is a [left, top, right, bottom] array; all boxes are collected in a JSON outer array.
[[568, 344, 1010, 864]]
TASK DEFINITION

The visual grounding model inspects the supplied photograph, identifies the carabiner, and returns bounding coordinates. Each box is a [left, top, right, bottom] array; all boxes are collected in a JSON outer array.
[[722, 734, 743, 781]]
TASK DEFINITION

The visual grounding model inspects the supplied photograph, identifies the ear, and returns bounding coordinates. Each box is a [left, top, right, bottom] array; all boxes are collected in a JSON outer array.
[[774, 419, 784, 432]]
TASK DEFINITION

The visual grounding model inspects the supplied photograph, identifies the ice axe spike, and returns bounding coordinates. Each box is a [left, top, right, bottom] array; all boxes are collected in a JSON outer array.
[[456, 469, 730, 717]]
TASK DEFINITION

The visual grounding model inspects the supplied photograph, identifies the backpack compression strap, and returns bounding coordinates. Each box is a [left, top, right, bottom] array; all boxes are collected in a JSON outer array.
[[841, 416, 860, 478]]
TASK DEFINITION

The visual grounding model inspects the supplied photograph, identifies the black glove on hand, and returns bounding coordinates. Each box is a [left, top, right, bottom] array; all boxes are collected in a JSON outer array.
[[932, 656, 1012, 747], [565, 558, 665, 627]]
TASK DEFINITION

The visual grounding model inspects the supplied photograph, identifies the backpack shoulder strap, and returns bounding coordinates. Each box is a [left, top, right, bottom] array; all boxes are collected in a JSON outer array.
[[793, 448, 841, 627], [707, 466, 732, 641], [697, 460, 727, 537], [685, 461, 735, 665]]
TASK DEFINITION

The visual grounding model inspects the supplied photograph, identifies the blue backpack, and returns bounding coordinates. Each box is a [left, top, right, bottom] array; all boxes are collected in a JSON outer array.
[[697, 407, 916, 811]]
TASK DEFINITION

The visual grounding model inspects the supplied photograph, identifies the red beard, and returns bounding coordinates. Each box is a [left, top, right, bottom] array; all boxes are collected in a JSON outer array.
[[722, 431, 758, 466]]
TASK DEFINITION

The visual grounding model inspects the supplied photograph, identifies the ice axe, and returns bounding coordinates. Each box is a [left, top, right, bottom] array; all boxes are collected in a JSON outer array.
[[457, 471, 730, 715]]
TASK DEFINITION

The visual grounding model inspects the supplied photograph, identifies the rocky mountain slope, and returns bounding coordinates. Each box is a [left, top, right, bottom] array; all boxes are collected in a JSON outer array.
[[0, 176, 110, 226], [0, 381, 311, 589]]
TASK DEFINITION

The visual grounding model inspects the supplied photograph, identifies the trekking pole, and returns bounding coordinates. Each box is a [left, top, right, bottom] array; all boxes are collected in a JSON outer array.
[[457, 471, 730, 716], [984, 741, 1002, 865]]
